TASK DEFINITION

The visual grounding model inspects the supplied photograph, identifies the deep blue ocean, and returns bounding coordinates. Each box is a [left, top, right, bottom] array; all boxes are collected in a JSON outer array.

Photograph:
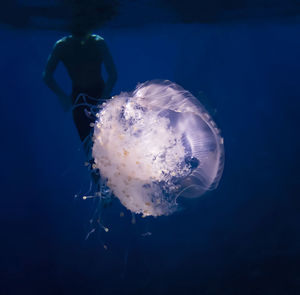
[[1, 1, 299, 294]]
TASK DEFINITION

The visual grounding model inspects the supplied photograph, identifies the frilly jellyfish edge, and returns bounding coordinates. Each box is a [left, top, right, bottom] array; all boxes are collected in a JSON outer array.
[[92, 80, 224, 217]]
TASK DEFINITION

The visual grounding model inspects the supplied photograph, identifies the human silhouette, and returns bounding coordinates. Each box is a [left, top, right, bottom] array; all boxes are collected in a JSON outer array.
[[43, 24, 117, 148]]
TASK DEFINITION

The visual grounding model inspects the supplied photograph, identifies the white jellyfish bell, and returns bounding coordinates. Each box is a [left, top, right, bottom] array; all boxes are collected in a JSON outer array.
[[92, 80, 224, 217]]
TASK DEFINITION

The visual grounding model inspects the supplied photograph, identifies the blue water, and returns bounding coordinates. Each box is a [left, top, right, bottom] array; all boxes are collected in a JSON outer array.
[[1, 6, 299, 295]]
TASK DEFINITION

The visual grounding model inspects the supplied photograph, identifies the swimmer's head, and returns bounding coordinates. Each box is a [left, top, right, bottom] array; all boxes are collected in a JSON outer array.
[[68, 1, 119, 37], [70, 18, 94, 37], [69, 7, 96, 37]]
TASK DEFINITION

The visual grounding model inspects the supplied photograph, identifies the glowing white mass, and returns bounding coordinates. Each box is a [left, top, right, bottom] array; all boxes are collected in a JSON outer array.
[[92, 80, 224, 217]]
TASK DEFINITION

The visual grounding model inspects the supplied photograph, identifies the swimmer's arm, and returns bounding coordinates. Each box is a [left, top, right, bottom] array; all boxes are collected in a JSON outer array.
[[43, 41, 72, 111], [100, 40, 117, 100]]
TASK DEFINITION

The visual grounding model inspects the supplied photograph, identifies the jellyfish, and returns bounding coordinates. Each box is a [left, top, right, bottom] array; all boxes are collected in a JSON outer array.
[[92, 80, 224, 217]]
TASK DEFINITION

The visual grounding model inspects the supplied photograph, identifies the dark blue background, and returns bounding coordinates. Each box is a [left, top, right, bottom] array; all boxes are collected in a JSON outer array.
[[0, 6, 299, 295]]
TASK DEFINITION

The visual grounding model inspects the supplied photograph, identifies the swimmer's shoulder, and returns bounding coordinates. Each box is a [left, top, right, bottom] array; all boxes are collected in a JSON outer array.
[[55, 36, 70, 45], [53, 35, 72, 51], [90, 34, 104, 43], [91, 34, 107, 47], [52, 36, 75, 58], [90, 34, 109, 54]]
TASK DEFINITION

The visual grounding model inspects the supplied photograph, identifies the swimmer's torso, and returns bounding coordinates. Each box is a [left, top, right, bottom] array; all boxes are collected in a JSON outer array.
[[55, 34, 105, 89]]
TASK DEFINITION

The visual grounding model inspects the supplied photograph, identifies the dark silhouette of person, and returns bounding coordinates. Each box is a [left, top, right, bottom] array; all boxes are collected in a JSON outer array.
[[43, 24, 117, 149]]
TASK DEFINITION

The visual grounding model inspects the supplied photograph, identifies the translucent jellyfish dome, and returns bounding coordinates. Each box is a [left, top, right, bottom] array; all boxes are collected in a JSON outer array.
[[92, 80, 224, 217]]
